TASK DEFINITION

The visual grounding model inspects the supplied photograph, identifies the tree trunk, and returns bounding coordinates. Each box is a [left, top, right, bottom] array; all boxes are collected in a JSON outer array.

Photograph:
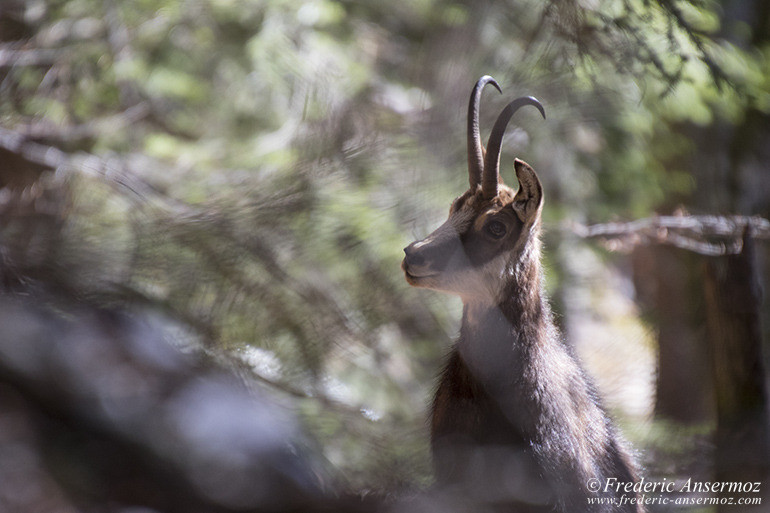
[[632, 244, 714, 423], [704, 230, 769, 512]]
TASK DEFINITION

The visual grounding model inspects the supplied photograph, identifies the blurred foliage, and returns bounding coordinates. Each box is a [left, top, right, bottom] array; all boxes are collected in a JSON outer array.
[[1, 0, 768, 494]]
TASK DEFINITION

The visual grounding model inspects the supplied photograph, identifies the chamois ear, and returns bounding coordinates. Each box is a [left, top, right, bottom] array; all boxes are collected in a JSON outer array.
[[512, 158, 542, 223]]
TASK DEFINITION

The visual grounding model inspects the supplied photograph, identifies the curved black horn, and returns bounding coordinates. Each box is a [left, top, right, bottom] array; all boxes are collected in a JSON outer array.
[[467, 76, 502, 189], [482, 96, 545, 199]]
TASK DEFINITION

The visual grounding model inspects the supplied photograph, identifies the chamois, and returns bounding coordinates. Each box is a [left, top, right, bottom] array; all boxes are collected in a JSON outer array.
[[402, 76, 643, 512]]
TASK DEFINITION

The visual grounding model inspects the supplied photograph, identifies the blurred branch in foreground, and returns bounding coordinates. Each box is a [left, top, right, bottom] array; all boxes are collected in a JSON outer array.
[[568, 215, 770, 255], [0, 292, 354, 513]]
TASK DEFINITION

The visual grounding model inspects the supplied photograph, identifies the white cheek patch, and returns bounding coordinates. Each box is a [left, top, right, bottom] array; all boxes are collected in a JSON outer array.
[[433, 251, 511, 304], [474, 252, 511, 301]]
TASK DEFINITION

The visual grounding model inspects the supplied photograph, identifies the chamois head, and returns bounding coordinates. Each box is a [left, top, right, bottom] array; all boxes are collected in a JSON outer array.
[[402, 76, 545, 303]]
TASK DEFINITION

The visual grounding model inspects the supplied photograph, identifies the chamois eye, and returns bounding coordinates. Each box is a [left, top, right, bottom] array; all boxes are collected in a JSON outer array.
[[485, 220, 507, 239]]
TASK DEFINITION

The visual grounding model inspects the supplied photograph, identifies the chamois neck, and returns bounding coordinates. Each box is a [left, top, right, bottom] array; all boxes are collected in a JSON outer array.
[[461, 240, 548, 339], [455, 247, 552, 428]]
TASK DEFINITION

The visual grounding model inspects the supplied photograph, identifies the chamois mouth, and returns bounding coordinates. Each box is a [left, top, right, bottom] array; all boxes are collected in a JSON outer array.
[[401, 259, 438, 281]]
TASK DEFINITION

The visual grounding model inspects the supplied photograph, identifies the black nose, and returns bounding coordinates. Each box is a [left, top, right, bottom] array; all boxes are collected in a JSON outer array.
[[403, 245, 425, 267]]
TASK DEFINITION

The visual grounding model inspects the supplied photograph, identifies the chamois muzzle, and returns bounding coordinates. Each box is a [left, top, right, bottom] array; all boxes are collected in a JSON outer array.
[[402, 218, 464, 284]]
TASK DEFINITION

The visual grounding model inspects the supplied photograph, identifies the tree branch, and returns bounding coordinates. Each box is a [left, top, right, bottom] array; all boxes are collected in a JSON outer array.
[[568, 215, 770, 255]]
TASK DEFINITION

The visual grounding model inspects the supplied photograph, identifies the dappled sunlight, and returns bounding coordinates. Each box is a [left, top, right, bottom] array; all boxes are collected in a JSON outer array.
[[1, 0, 768, 511]]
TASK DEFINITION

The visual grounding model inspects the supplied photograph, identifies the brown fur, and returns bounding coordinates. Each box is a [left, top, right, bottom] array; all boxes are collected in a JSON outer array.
[[403, 146, 644, 510]]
